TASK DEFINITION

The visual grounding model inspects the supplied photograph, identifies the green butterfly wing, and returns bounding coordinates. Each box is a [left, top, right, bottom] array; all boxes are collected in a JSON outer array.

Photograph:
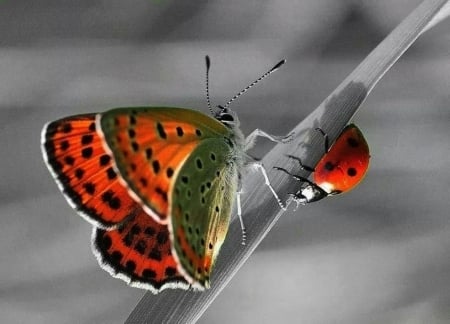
[[169, 138, 238, 289]]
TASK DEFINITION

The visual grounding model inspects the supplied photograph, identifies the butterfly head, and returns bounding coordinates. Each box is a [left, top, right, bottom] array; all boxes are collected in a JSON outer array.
[[215, 105, 240, 128]]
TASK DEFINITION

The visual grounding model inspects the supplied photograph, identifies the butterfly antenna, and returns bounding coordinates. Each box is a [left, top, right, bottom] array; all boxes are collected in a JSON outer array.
[[205, 55, 215, 116], [223, 59, 286, 110]]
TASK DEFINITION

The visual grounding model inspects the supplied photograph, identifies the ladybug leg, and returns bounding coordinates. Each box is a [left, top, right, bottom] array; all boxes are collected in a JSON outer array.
[[273, 166, 312, 185], [315, 127, 330, 153], [286, 154, 315, 172]]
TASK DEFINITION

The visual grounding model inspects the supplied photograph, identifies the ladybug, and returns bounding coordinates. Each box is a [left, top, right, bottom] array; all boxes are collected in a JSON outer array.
[[276, 124, 370, 205]]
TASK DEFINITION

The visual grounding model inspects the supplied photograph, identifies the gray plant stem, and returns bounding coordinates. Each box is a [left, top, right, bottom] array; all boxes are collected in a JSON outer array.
[[126, 0, 450, 323]]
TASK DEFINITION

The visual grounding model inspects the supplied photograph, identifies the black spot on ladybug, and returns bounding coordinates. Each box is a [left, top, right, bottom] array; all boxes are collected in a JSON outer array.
[[181, 176, 188, 184], [165, 267, 177, 277], [347, 167, 357, 177], [62, 123, 72, 133], [81, 134, 93, 145], [81, 147, 93, 159], [60, 140, 69, 151], [149, 248, 162, 261], [145, 148, 152, 160], [106, 167, 117, 180], [135, 240, 147, 255], [347, 137, 359, 148], [143, 269, 156, 278], [130, 163, 137, 171], [99, 154, 111, 166], [152, 160, 160, 174], [111, 250, 123, 261], [196, 158, 203, 169], [83, 182, 96, 195], [89, 122, 96, 132], [176, 126, 184, 137], [131, 141, 139, 152], [75, 168, 85, 179], [195, 129, 202, 137], [125, 260, 136, 272], [140, 178, 147, 187], [166, 167, 174, 178], [64, 156, 75, 165], [324, 161, 334, 171], [157, 122, 167, 139], [102, 234, 112, 250]]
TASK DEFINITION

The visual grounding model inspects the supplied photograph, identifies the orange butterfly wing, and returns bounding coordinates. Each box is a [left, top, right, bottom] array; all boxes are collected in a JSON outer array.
[[42, 114, 136, 228], [42, 113, 189, 290], [98, 107, 229, 224], [92, 208, 189, 291]]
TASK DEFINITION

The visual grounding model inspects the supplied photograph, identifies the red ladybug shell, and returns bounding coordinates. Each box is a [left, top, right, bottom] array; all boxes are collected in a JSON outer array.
[[314, 124, 370, 195]]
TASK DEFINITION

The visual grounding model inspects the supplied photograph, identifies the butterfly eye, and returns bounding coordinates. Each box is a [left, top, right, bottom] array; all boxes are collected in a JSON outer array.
[[219, 113, 234, 122]]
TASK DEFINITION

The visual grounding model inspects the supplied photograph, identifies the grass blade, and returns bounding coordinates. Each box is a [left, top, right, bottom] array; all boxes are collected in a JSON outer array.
[[126, 0, 450, 323]]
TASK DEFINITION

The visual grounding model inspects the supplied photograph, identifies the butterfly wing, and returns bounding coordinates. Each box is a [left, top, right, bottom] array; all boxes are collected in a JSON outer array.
[[41, 114, 137, 228], [98, 107, 230, 224], [92, 208, 189, 292], [169, 139, 238, 289]]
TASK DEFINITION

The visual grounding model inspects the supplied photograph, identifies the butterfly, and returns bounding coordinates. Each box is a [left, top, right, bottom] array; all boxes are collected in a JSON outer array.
[[41, 56, 291, 292]]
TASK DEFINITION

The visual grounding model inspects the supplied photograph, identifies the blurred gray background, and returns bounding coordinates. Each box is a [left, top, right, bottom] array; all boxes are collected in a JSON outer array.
[[1, 1, 450, 323]]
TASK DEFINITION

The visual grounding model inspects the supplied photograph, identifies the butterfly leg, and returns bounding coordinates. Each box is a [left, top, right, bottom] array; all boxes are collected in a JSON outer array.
[[244, 129, 294, 151], [236, 189, 247, 245], [248, 161, 287, 211]]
